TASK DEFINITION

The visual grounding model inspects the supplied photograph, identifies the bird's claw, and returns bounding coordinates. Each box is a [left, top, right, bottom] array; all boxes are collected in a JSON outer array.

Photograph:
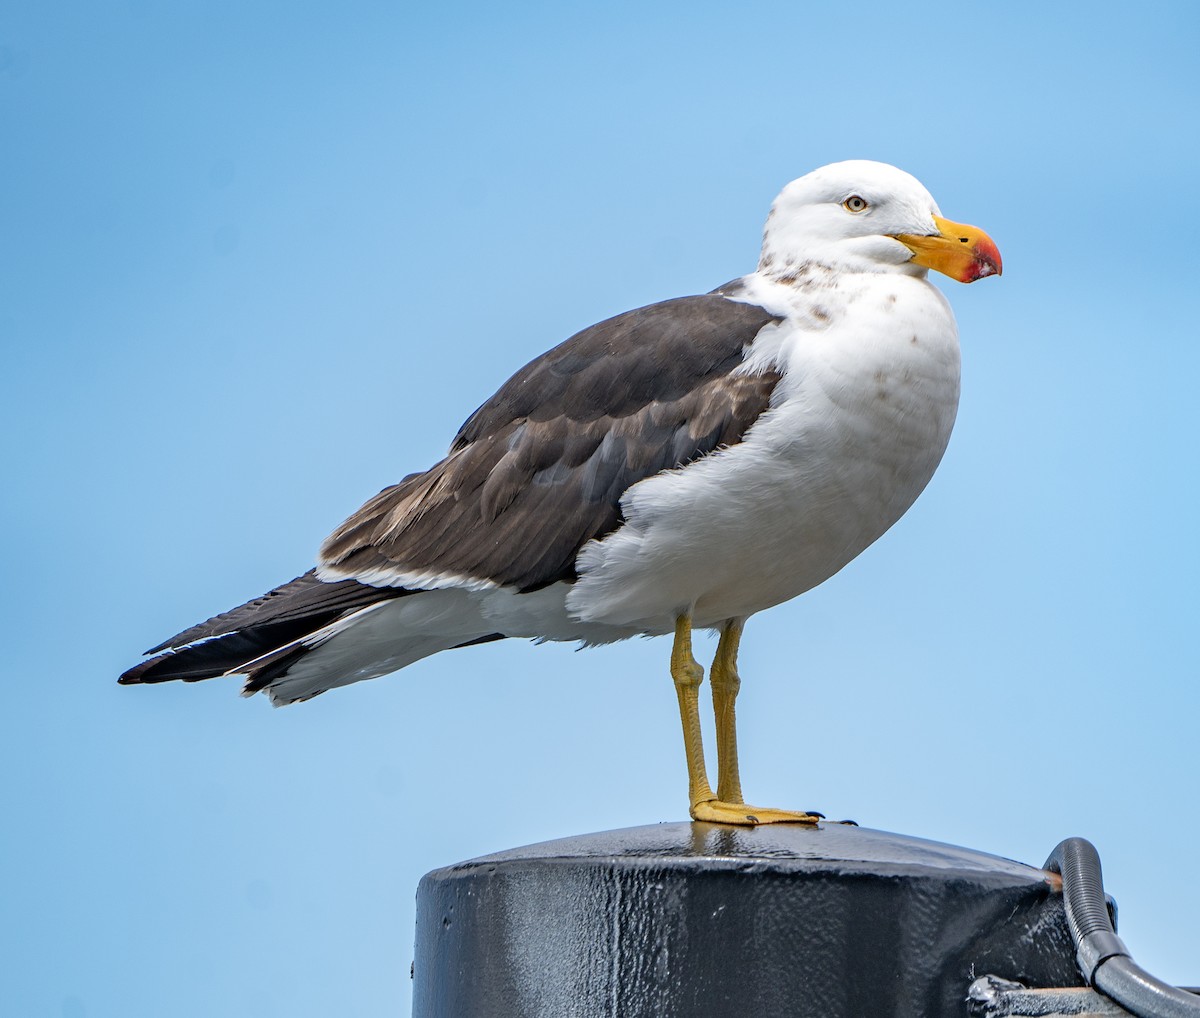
[[690, 799, 822, 826]]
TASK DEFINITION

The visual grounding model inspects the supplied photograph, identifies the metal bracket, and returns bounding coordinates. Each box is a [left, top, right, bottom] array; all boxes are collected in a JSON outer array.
[[968, 975, 1132, 1017]]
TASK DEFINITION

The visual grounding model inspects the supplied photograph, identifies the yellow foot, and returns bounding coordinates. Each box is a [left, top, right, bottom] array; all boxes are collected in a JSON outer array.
[[690, 799, 822, 826]]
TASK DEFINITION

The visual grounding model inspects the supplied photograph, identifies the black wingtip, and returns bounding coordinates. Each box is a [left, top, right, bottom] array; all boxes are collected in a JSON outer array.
[[118, 650, 228, 686], [118, 652, 177, 685]]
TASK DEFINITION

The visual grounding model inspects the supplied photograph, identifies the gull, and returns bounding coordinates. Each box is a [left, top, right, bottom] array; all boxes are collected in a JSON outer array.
[[121, 160, 1001, 825]]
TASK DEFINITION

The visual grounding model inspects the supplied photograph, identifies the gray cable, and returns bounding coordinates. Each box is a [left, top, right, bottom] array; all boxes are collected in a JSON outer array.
[[1044, 838, 1200, 1018]]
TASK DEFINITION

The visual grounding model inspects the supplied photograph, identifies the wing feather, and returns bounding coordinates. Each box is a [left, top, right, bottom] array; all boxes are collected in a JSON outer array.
[[319, 294, 782, 593], [119, 571, 408, 686]]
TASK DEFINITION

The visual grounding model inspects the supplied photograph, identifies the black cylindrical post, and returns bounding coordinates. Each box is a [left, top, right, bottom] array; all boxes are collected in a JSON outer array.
[[413, 822, 1081, 1017]]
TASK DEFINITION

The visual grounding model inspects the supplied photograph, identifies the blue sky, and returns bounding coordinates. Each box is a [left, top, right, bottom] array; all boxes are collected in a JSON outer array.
[[3, 2, 1199, 1015]]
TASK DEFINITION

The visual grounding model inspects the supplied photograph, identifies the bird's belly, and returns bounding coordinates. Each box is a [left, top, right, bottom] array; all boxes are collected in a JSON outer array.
[[566, 297, 960, 632]]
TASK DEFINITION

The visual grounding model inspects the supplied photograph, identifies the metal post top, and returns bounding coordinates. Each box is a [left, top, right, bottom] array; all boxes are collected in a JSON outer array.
[[414, 822, 1079, 1018], [423, 820, 1055, 888]]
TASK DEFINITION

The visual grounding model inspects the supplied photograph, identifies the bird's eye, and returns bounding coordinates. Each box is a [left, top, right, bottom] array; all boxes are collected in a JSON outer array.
[[842, 195, 869, 213]]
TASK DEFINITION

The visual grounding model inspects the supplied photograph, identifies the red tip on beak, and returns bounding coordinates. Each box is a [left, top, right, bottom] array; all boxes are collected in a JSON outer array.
[[967, 232, 1002, 281]]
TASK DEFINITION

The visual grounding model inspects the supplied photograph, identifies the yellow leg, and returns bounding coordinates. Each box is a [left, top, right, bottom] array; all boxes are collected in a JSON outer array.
[[673, 614, 820, 827], [670, 613, 715, 810], [710, 618, 746, 805]]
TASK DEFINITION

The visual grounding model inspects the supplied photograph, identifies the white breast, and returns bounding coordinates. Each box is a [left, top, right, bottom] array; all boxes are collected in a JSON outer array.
[[565, 271, 961, 633]]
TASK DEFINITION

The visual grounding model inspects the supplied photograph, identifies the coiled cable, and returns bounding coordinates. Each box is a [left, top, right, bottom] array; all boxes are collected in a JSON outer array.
[[1044, 838, 1200, 1018]]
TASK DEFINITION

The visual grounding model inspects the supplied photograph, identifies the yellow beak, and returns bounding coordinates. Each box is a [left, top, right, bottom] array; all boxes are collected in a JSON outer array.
[[893, 215, 1002, 283]]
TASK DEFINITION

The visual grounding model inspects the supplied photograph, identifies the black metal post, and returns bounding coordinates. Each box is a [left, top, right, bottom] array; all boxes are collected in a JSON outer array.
[[413, 822, 1081, 1017]]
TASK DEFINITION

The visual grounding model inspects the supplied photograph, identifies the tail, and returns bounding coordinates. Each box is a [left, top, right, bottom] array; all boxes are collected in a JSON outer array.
[[119, 571, 503, 704]]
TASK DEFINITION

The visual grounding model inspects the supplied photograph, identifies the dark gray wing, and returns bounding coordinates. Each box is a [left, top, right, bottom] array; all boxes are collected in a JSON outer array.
[[119, 571, 410, 685], [143, 571, 406, 654], [319, 294, 782, 592]]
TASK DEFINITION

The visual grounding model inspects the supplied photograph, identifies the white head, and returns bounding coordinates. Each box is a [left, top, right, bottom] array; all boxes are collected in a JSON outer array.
[[759, 160, 1001, 284]]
